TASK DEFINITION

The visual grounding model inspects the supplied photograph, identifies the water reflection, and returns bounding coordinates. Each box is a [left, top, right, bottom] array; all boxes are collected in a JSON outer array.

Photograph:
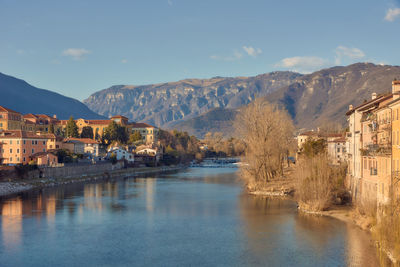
[[0, 168, 382, 267], [1, 198, 23, 251]]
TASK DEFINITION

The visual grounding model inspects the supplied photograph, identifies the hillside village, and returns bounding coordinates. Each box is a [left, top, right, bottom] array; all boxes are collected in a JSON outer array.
[[0, 106, 160, 167]]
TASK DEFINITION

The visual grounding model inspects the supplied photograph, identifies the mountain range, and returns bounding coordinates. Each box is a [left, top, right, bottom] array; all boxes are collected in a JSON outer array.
[[84, 63, 400, 137], [0, 72, 104, 120], [83, 72, 301, 127], [2, 63, 400, 138]]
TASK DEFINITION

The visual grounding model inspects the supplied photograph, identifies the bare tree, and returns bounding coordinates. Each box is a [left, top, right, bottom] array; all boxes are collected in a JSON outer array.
[[234, 99, 295, 190]]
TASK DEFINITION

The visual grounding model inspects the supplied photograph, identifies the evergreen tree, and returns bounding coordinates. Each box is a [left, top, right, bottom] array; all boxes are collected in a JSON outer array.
[[66, 116, 79, 138], [80, 126, 94, 139], [102, 121, 128, 144], [128, 131, 142, 144]]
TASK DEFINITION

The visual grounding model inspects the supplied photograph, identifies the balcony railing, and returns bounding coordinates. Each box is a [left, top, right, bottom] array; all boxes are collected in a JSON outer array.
[[360, 144, 392, 156]]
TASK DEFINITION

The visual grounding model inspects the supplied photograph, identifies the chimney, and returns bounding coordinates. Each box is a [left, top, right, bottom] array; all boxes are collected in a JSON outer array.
[[371, 92, 377, 100], [393, 80, 400, 94], [393, 80, 400, 100], [349, 104, 353, 110]]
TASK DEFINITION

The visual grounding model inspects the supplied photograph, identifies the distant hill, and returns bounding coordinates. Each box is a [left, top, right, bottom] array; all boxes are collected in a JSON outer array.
[[267, 63, 400, 128], [162, 63, 400, 137], [84, 71, 302, 127], [0, 72, 104, 119], [169, 108, 238, 138]]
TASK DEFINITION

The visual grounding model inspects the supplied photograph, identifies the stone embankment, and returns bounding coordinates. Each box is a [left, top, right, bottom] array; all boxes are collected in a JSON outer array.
[[0, 165, 185, 198]]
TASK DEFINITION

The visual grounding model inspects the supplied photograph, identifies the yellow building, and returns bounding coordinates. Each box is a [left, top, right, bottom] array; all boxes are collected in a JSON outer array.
[[57, 115, 158, 144], [0, 106, 24, 131], [390, 81, 400, 200]]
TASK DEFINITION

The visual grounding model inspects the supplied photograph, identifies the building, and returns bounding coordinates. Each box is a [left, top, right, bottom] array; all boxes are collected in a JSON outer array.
[[23, 114, 58, 133], [58, 116, 158, 144], [0, 130, 56, 165], [297, 130, 343, 154], [297, 131, 320, 151], [0, 106, 24, 131], [64, 138, 100, 157], [29, 150, 58, 166], [346, 80, 400, 208], [327, 137, 347, 165], [127, 123, 159, 144], [107, 146, 134, 163]]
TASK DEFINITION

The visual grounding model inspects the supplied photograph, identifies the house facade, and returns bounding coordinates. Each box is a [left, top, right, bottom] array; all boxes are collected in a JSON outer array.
[[0, 130, 56, 165], [0, 106, 24, 131], [346, 80, 400, 208]]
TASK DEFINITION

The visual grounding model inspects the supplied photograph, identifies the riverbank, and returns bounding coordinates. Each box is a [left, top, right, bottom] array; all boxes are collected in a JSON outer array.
[[0, 165, 186, 198]]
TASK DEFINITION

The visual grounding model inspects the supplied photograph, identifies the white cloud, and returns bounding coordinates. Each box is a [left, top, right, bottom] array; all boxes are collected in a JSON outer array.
[[121, 59, 128, 64], [167, 0, 172, 6], [335, 46, 365, 64], [62, 48, 91, 60], [242, 46, 262, 57], [210, 50, 243, 61], [385, 8, 400, 21], [275, 56, 329, 73]]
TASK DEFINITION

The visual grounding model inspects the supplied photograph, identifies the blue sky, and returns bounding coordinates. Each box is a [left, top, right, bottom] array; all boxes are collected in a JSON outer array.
[[1, 0, 400, 100]]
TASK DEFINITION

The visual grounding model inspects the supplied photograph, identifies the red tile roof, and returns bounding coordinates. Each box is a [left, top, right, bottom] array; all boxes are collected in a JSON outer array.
[[129, 122, 155, 128], [0, 106, 21, 114]]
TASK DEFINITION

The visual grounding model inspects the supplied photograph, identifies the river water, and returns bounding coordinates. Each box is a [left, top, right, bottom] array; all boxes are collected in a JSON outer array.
[[0, 168, 381, 266]]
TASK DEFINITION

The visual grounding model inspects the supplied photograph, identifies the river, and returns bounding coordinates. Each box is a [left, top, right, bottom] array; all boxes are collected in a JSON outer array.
[[0, 167, 381, 266]]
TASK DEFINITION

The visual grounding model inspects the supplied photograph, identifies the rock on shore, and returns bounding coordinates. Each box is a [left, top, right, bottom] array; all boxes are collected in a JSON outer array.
[[0, 182, 33, 197]]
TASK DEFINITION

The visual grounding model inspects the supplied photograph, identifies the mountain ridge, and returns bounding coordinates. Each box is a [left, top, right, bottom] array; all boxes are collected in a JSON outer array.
[[0, 72, 105, 120], [84, 71, 302, 127]]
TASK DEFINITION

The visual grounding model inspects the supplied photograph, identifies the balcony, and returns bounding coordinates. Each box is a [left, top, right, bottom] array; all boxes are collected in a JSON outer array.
[[360, 144, 391, 156]]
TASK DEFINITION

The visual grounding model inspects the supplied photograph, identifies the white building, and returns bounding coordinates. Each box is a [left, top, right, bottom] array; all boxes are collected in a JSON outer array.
[[107, 146, 134, 163], [327, 137, 347, 165], [64, 138, 100, 157]]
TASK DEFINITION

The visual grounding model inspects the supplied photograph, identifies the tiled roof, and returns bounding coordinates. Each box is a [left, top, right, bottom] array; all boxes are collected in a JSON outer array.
[[129, 122, 155, 128], [0, 130, 56, 139], [111, 115, 128, 119], [29, 150, 58, 158], [0, 106, 21, 114], [298, 131, 318, 137], [346, 93, 393, 115]]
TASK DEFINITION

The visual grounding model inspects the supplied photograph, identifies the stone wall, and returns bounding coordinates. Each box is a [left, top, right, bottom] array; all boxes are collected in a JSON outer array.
[[40, 161, 124, 179]]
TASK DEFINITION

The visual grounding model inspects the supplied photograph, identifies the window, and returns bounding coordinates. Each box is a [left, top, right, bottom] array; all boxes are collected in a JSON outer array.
[[17, 140, 19, 145], [23, 149, 25, 154], [23, 157, 25, 162], [43, 141, 45, 145], [17, 149, 19, 153], [43, 149, 45, 152], [9, 157, 12, 162], [10, 140, 12, 145], [32, 140, 34, 145], [32, 149, 34, 154], [35, 141, 38, 145], [9, 149, 12, 153], [17, 157, 19, 162]]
